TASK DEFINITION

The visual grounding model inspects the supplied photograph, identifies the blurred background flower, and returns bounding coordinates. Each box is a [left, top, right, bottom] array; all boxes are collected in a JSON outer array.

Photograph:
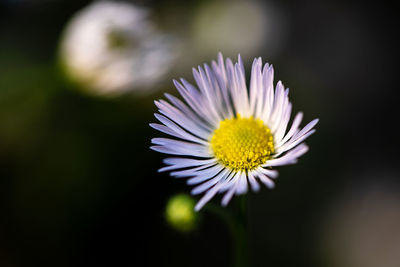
[[318, 171, 400, 267], [59, 1, 179, 96], [190, 0, 287, 61], [0, 0, 398, 267]]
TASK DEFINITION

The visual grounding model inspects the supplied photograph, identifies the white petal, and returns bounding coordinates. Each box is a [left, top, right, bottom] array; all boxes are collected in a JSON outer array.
[[164, 93, 213, 131], [211, 53, 234, 118], [250, 58, 263, 116], [159, 158, 216, 172], [155, 101, 211, 139], [150, 123, 208, 145], [150, 145, 210, 157], [255, 170, 275, 189], [163, 157, 214, 166], [260, 65, 274, 121], [234, 55, 250, 116], [268, 82, 288, 132], [276, 112, 303, 147], [192, 67, 222, 122], [194, 182, 224, 211], [204, 64, 232, 119], [293, 118, 319, 140], [221, 177, 239, 207], [257, 167, 279, 179], [273, 103, 292, 144], [171, 163, 221, 179], [225, 58, 241, 115], [191, 168, 230, 195], [277, 129, 316, 155], [174, 79, 219, 127], [235, 171, 248, 195], [264, 143, 309, 167], [247, 171, 260, 192], [185, 164, 225, 184]]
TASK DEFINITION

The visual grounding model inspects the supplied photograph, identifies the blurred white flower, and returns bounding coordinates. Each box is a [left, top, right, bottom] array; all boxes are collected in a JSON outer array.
[[59, 1, 178, 96]]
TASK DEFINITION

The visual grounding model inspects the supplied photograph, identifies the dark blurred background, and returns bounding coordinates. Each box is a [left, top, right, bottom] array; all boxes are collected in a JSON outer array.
[[1, 0, 399, 266]]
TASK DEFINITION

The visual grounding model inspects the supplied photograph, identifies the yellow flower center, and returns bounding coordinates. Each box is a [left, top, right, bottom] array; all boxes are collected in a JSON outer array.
[[210, 115, 274, 171]]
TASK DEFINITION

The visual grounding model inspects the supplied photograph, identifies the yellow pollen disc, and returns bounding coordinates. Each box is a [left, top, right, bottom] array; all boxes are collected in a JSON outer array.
[[210, 115, 274, 171]]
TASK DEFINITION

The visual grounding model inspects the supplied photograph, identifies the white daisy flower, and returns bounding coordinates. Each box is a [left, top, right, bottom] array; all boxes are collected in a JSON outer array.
[[151, 54, 319, 211], [59, 1, 178, 96]]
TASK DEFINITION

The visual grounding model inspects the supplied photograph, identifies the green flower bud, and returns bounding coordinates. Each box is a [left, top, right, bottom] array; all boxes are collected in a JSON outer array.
[[165, 194, 197, 232]]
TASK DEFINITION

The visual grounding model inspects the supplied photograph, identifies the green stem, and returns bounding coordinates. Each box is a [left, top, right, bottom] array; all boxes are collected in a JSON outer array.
[[234, 195, 248, 267], [205, 196, 248, 267]]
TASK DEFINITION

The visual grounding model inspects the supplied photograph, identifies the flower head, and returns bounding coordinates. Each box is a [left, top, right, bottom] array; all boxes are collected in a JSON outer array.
[[151, 54, 318, 211], [59, 1, 177, 96]]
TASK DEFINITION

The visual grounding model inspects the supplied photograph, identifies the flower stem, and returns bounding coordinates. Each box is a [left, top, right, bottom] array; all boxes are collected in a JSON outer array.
[[233, 195, 248, 267], [204, 196, 249, 267]]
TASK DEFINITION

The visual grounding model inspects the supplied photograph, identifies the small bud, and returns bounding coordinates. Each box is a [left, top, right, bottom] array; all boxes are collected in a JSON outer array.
[[165, 194, 197, 232]]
